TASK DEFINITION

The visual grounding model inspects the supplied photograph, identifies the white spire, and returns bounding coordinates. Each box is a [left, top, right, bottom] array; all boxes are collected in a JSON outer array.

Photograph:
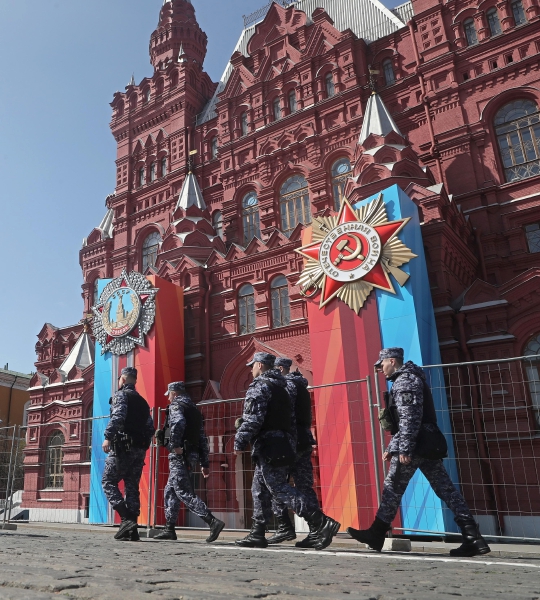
[[358, 92, 403, 145], [176, 171, 206, 211], [59, 330, 95, 377], [128, 73, 135, 87], [178, 43, 188, 63]]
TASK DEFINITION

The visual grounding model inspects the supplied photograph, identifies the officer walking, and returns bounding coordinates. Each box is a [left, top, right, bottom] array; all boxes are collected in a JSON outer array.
[[347, 348, 491, 557], [267, 357, 322, 548], [102, 367, 155, 542], [154, 381, 225, 543], [234, 352, 339, 550]]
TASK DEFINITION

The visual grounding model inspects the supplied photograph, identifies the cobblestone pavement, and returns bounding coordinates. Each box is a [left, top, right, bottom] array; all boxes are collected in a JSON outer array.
[[0, 526, 539, 599]]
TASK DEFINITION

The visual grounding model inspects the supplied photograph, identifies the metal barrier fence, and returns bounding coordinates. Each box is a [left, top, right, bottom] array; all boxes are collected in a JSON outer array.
[[7, 354, 540, 542], [1, 425, 26, 525]]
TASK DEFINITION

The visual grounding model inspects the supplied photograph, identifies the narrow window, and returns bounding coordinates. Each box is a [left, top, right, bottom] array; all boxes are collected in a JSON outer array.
[[150, 162, 156, 182], [494, 99, 540, 182], [331, 158, 352, 211], [273, 97, 282, 120], [144, 88, 151, 104], [93, 279, 100, 306], [524, 334, 540, 426], [289, 90, 297, 113], [271, 275, 291, 329], [382, 59, 395, 85], [325, 73, 335, 97], [45, 431, 65, 489], [142, 232, 161, 271], [241, 112, 248, 136], [238, 284, 256, 335], [464, 18, 478, 46], [213, 210, 224, 240], [242, 192, 261, 244], [211, 137, 218, 159], [138, 167, 145, 187], [525, 223, 540, 253], [160, 157, 167, 177], [487, 7, 502, 36], [280, 175, 311, 237], [511, 0, 527, 25]]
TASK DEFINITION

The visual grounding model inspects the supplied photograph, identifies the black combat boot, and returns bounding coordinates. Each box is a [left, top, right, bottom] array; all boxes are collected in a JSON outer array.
[[267, 513, 296, 545], [114, 502, 138, 540], [305, 511, 341, 551], [202, 512, 225, 543], [235, 520, 268, 548], [154, 522, 178, 541], [347, 517, 390, 552], [450, 518, 491, 557], [295, 519, 319, 548], [117, 512, 140, 542]]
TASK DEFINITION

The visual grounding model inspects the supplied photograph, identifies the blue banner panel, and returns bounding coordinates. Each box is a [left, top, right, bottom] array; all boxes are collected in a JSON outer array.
[[89, 279, 114, 524], [354, 185, 459, 534]]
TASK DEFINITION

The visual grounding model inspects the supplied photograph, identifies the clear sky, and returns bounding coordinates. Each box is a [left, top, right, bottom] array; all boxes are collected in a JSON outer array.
[[0, 0, 403, 374]]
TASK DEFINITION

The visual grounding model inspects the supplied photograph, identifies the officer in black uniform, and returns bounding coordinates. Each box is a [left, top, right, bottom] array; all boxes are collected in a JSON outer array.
[[234, 352, 340, 550], [347, 348, 491, 557], [154, 381, 225, 543], [267, 357, 321, 547], [102, 367, 155, 541]]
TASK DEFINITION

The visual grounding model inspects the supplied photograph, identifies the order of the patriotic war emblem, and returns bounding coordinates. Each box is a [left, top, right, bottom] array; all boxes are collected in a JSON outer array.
[[91, 269, 158, 355], [296, 195, 417, 313]]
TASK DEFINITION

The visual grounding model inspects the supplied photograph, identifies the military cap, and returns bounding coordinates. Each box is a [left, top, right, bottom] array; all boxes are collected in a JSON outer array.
[[164, 381, 186, 395], [374, 347, 404, 368], [246, 352, 276, 367], [121, 367, 138, 377], [275, 357, 293, 369]]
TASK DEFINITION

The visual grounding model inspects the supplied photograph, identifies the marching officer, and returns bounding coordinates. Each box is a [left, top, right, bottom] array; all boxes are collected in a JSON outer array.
[[268, 357, 321, 548], [347, 348, 491, 557], [154, 381, 225, 543], [234, 352, 339, 550], [102, 367, 155, 542]]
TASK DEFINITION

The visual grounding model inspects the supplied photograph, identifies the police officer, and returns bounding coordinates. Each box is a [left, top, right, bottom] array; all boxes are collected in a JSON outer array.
[[234, 352, 339, 550], [267, 357, 321, 548], [347, 348, 491, 557], [102, 367, 155, 542], [154, 381, 225, 543]]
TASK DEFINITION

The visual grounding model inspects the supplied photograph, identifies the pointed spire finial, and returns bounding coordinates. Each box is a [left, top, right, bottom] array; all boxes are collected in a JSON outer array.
[[178, 43, 188, 63], [128, 73, 135, 87], [358, 92, 403, 145]]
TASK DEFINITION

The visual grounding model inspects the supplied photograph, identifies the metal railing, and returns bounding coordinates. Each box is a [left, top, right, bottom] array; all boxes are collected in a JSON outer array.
[[9, 354, 540, 543]]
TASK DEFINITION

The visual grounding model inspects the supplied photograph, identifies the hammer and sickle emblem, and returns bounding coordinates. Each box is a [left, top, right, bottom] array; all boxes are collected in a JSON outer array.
[[333, 234, 365, 267]]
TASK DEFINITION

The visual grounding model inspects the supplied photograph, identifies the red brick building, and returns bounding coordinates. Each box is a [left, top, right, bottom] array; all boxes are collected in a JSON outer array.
[[25, 0, 540, 530]]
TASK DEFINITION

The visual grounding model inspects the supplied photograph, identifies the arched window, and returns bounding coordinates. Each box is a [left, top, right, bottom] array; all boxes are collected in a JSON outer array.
[[273, 97, 282, 121], [160, 157, 167, 177], [213, 210, 224, 240], [211, 137, 218, 159], [93, 279, 100, 307], [138, 167, 145, 187], [171, 71, 179, 88], [142, 232, 161, 271], [238, 284, 256, 335], [241, 112, 248, 136], [45, 431, 65, 489], [464, 18, 478, 46], [487, 7, 502, 36], [382, 59, 395, 85], [331, 158, 352, 211], [242, 191, 261, 244], [150, 162, 156, 182], [494, 99, 540, 182], [22, 400, 31, 427], [145, 88, 151, 104], [117, 101, 124, 117], [524, 334, 540, 425], [325, 73, 335, 97], [511, 0, 527, 25], [130, 94, 138, 109], [280, 175, 311, 237], [289, 90, 297, 113], [271, 276, 291, 329]]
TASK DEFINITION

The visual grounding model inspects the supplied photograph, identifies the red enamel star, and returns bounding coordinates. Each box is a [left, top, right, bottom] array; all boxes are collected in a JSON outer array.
[[296, 197, 412, 309]]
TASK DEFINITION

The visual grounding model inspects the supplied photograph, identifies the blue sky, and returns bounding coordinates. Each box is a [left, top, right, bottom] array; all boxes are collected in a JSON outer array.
[[0, 0, 402, 374]]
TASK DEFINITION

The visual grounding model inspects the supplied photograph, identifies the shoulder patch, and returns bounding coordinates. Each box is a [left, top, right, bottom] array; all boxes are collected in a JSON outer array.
[[400, 392, 415, 405]]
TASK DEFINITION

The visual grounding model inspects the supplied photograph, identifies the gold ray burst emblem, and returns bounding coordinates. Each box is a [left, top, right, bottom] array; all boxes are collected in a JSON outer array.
[[295, 194, 417, 314]]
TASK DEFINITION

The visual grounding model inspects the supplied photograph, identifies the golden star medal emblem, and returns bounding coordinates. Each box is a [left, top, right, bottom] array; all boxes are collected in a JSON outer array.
[[296, 194, 418, 313]]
